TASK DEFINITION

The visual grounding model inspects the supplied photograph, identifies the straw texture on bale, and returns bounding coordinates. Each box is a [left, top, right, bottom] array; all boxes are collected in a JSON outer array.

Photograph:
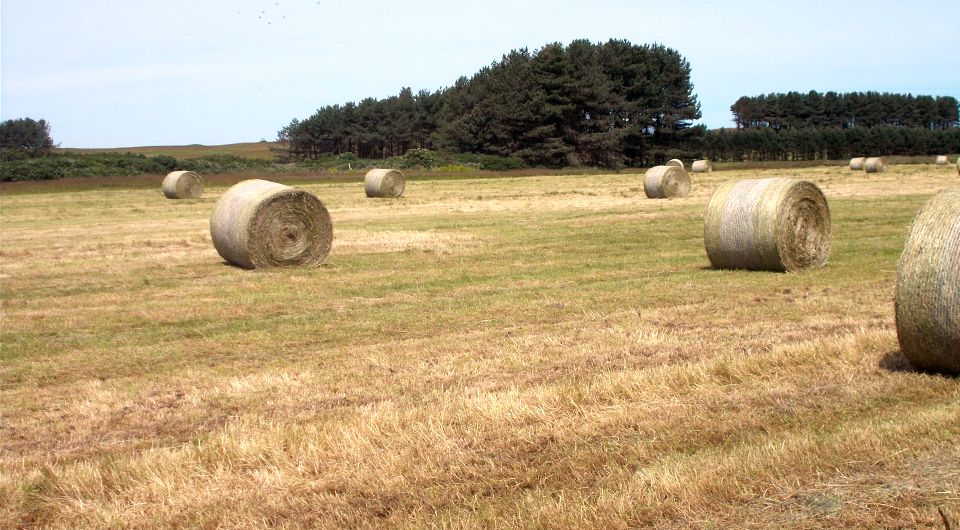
[[210, 179, 332, 269], [691, 160, 712, 173], [849, 157, 866, 170], [703, 178, 831, 272], [162, 171, 204, 199], [935, 155, 948, 165], [643, 165, 691, 199], [364, 168, 405, 198], [864, 157, 885, 173], [666, 159, 684, 168], [894, 189, 960, 374]]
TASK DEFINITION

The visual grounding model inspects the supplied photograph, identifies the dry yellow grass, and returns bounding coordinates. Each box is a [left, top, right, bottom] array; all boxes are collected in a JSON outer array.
[[1, 164, 959, 528]]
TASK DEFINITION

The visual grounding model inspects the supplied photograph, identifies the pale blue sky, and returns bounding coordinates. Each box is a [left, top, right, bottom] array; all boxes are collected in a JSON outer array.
[[2, 0, 958, 147]]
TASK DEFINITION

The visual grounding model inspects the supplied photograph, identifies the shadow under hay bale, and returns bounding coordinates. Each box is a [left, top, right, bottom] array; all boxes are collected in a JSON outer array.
[[162, 171, 204, 199], [210, 179, 332, 269], [643, 165, 690, 199], [364, 168, 405, 198], [894, 188, 960, 375], [703, 178, 832, 272]]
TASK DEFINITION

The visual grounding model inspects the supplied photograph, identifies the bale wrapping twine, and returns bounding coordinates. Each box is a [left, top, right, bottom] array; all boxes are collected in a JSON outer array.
[[666, 159, 684, 169], [935, 155, 948, 165], [691, 160, 712, 173], [864, 157, 885, 173], [849, 157, 866, 170], [364, 168, 405, 198], [894, 188, 960, 374], [643, 165, 691, 199], [210, 179, 332, 269], [703, 178, 831, 272], [162, 171, 204, 199]]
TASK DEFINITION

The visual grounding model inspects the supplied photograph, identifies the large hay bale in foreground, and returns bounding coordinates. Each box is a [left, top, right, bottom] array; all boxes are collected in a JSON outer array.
[[162, 171, 204, 199], [210, 179, 332, 269], [894, 189, 960, 374], [666, 159, 684, 169], [849, 157, 866, 170], [935, 155, 948, 165], [364, 168, 405, 198], [703, 178, 831, 272], [691, 160, 712, 173], [643, 165, 691, 199], [864, 157, 886, 173]]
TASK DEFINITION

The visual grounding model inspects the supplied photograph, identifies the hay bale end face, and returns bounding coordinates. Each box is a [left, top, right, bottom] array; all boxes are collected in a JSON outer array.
[[364, 168, 405, 198], [210, 179, 333, 269], [666, 159, 684, 169], [849, 157, 866, 170], [643, 165, 691, 199], [703, 178, 832, 272], [935, 155, 948, 165], [162, 171, 204, 199], [691, 160, 712, 173], [864, 157, 886, 173], [895, 189, 960, 374]]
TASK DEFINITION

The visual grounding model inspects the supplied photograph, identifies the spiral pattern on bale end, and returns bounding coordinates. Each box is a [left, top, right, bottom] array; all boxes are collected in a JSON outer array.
[[691, 160, 712, 173], [934, 155, 948, 165], [864, 157, 885, 173], [162, 171, 204, 199], [703, 178, 832, 272], [364, 168, 405, 198], [210, 179, 332, 269], [849, 157, 866, 170], [643, 165, 691, 199], [894, 189, 960, 374], [665, 159, 684, 169]]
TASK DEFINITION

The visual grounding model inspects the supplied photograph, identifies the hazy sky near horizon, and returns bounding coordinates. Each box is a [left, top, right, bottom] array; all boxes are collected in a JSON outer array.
[[2, 0, 958, 148]]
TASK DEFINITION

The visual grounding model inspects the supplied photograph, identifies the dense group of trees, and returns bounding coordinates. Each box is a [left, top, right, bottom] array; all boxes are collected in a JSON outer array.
[[280, 39, 703, 168], [730, 91, 959, 130], [0, 117, 55, 155]]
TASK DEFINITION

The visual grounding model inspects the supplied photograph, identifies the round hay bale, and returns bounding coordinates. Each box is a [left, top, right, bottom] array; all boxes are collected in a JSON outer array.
[[864, 157, 885, 173], [666, 159, 684, 169], [210, 179, 332, 269], [643, 165, 691, 199], [364, 168, 405, 198], [162, 171, 204, 199], [703, 178, 831, 272], [935, 155, 948, 165], [691, 160, 712, 173], [894, 189, 960, 374], [849, 157, 866, 170]]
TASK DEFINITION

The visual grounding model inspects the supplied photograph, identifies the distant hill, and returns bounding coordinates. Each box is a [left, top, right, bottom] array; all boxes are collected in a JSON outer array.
[[56, 141, 279, 160]]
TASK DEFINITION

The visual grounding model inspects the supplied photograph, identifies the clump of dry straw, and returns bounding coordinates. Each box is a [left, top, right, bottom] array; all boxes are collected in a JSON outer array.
[[849, 157, 866, 170], [864, 157, 885, 173], [895, 188, 960, 374], [210, 179, 332, 269], [703, 178, 831, 272], [691, 160, 712, 173], [364, 168, 405, 198], [643, 165, 691, 199], [162, 171, 204, 199]]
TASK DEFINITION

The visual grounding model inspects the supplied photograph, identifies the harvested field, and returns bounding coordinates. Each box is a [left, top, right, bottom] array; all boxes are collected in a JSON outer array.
[[1, 165, 959, 528]]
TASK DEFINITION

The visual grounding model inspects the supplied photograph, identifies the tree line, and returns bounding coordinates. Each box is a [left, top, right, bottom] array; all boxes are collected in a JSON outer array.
[[279, 39, 704, 168], [730, 91, 958, 130]]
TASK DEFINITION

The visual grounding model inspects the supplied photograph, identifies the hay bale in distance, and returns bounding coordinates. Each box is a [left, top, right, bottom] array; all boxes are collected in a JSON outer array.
[[849, 157, 866, 170], [703, 178, 832, 272], [209, 179, 332, 269], [864, 157, 886, 173], [162, 171, 204, 199], [643, 165, 691, 199], [894, 188, 960, 374], [666, 159, 684, 169], [691, 160, 713, 173], [364, 168, 405, 198], [935, 155, 948, 165]]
